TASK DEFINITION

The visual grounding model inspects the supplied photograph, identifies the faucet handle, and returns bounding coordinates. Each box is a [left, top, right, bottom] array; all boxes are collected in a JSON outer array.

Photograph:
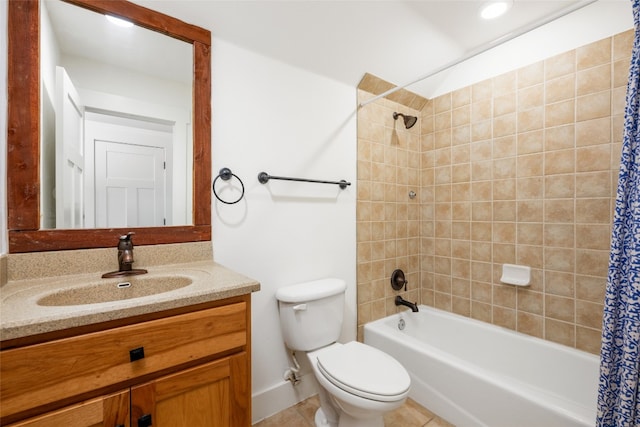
[[391, 269, 408, 291], [120, 232, 135, 241], [118, 232, 136, 252]]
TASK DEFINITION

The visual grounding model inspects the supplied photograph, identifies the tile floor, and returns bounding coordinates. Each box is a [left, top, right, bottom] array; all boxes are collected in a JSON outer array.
[[253, 395, 455, 427]]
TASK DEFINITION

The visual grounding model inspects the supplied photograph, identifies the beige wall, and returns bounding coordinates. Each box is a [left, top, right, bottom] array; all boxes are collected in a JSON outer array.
[[356, 89, 422, 341], [356, 29, 633, 354]]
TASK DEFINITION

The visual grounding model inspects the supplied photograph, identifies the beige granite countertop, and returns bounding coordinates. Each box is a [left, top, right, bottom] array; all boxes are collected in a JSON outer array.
[[1, 260, 260, 341]]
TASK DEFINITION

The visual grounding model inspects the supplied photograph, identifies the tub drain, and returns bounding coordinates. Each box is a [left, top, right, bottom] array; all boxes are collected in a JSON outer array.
[[398, 318, 405, 330]]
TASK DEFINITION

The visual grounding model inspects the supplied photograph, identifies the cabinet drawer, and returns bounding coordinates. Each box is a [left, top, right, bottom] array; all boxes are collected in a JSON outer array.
[[6, 390, 130, 427], [1, 302, 246, 420]]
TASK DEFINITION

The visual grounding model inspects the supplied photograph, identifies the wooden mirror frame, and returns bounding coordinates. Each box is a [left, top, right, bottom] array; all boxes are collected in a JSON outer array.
[[7, 0, 211, 253]]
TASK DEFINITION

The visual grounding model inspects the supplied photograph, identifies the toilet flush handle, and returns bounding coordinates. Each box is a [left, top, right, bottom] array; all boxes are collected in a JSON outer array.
[[293, 304, 307, 311]]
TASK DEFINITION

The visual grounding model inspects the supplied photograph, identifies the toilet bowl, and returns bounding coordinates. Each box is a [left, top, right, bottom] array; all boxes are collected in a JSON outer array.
[[309, 341, 410, 427], [275, 278, 411, 427]]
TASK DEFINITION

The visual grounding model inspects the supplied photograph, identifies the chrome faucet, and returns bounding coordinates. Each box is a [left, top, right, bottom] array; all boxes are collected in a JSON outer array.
[[395, 295, 419, 312], [102, 232, 148, 278]]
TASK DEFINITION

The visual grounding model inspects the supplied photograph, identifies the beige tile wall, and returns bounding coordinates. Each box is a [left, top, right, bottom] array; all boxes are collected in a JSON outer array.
[[356, 89, 423, 340], [357, 29, 633, 354]]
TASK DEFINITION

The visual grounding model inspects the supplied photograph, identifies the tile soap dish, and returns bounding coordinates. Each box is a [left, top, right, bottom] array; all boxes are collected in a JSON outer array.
[[500, 264, 531, 286]]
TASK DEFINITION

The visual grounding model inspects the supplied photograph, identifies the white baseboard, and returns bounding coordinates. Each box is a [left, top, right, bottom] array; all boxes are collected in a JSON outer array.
[[252, 372, 319, 425]]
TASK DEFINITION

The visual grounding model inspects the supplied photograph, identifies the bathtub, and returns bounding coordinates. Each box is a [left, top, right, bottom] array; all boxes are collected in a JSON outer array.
[[364, 306, 600, 427]]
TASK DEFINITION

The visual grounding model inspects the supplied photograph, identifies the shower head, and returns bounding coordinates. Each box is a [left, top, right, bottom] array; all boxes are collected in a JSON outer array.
[[393, 112, 418, 129]]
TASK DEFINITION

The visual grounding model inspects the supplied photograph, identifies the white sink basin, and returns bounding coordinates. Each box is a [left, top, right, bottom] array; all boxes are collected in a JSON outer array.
[[37, 276, 193, 306]]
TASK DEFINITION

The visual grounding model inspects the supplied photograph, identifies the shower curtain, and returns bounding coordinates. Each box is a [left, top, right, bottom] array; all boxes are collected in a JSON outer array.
[[597, 1, 640, 426]]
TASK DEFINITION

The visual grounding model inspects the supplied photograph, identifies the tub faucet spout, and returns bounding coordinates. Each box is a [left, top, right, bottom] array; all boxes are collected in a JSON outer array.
[[395, 295, 419, 312]]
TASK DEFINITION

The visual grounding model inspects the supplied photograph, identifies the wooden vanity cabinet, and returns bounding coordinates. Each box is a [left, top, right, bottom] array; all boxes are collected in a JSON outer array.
[[1, 295, 252, 427]]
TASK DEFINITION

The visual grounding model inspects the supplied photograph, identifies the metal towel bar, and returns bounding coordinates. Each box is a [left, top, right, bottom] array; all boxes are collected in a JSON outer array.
[[258, 172, 351, 190]]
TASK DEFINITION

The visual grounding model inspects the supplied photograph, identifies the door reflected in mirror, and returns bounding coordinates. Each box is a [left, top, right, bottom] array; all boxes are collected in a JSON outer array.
[[41, 0, 193, 229]]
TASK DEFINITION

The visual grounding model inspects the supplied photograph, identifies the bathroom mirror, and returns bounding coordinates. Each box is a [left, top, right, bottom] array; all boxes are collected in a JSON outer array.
[[7, 0, 212, 253]]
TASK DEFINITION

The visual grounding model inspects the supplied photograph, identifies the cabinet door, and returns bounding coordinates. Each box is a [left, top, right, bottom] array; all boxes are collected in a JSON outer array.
[[7, 391, 129, 427], [131, 353, 249, 427]]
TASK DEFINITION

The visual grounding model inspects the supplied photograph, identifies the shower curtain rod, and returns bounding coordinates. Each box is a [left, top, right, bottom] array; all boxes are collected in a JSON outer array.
[[359, 0, 597, 108]]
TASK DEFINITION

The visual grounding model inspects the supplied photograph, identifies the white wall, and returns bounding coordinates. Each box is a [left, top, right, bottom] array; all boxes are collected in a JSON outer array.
[[210, 38, 357, 423], [40, 0, 61, 228]]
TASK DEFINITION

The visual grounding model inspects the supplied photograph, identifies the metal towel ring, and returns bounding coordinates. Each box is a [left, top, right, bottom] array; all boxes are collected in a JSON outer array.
[[212, 167, 245, 204]]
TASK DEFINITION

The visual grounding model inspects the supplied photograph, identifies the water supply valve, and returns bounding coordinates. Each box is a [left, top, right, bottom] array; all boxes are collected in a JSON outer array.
[[391, 269, 407, 291]]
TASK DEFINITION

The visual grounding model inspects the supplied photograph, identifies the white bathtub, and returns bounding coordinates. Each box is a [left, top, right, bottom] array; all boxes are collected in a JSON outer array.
[[364, 306, 600, 427]]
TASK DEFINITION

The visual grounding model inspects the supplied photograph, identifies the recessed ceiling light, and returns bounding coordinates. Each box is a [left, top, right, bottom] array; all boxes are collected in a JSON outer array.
[[480, 1, 513, 20], [106, 15, 134, 28]]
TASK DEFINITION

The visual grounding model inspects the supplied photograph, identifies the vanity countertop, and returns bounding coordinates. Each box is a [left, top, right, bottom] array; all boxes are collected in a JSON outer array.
[[0, 260, 260, 341]]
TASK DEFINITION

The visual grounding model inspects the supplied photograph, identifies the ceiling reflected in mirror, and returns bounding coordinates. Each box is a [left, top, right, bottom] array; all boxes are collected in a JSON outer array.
[[45, 0, 192, 85]]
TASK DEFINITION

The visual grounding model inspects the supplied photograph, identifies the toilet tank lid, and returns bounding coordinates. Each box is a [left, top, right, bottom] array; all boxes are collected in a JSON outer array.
[[276, 278, 346, 303]]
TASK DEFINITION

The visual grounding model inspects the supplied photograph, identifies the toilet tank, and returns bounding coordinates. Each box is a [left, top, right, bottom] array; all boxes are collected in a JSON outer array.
[[276, 278, 346, 351]]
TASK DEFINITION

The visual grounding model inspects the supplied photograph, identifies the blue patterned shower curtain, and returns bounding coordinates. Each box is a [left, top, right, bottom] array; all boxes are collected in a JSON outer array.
[[597, 1, 640, 425]]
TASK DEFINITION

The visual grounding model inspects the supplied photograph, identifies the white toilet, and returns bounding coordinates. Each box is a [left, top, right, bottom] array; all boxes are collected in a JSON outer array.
[[276, 278, 410, 427]]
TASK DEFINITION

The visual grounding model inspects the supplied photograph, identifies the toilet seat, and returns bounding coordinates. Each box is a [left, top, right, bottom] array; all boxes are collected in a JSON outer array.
[[316, 341, 410, 402]]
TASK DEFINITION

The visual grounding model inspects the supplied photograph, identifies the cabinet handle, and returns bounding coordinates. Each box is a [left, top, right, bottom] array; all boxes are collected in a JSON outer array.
[[138, 414, 152, 427], [129, 346, 145, 362]]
